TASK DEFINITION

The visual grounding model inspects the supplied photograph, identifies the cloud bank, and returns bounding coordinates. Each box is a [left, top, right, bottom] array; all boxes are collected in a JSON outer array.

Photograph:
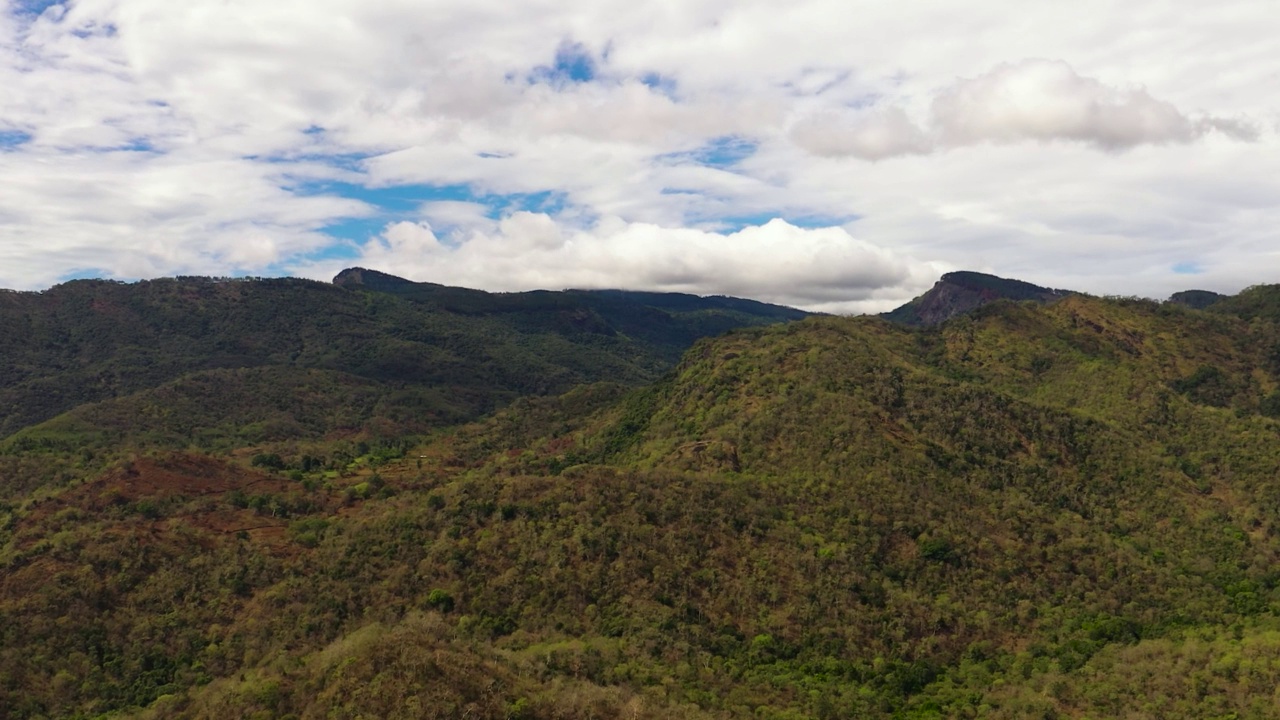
[[323, 215, 939, 313], [793, 60, 1259, 160]]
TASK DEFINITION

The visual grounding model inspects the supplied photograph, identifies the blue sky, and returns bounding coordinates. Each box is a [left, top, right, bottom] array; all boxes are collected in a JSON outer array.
[[306, 183, 572, 259], [532, 41, 599, 85], [13, 0, 62, 17], [0, 130, 33, 149], [1, 1, 1276, 311]]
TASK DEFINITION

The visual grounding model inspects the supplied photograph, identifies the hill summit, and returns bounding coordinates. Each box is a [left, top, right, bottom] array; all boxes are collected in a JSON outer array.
[[1168, 288, 1226, 310], [882, 270, 1069, 325], [331, 267, 421, 291]]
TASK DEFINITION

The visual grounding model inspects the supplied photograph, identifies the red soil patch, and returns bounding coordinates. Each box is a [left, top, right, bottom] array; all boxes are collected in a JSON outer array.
[[90, 453, 292, 504], [18, 452, 328, 556]]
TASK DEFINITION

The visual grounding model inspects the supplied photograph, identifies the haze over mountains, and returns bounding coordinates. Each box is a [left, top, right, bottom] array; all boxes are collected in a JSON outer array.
[[3, 268, 1280, 718]]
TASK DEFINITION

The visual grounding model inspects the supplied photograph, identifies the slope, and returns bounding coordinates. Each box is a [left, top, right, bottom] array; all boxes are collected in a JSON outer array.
[[5, 287, 1280, 718]]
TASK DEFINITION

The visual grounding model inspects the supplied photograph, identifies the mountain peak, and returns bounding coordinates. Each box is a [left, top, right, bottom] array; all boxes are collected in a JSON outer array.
[[332, 267, 416, 290], [883, 271, 1070, 326]]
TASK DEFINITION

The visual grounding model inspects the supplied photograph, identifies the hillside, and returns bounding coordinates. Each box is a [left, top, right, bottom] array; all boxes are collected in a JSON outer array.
[[0, 271, 806, 443], [4, 276, 1280, 718], [1209, 283, 1280, 323]]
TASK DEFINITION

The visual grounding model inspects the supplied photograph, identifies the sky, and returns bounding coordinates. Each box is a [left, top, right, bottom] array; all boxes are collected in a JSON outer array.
[[1, 0, 1277, 313]]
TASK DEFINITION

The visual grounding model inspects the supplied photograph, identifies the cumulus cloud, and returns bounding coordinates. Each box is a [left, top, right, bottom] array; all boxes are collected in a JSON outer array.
[[931, 59, 1257, 150], [794, 59, 1259, 160], [308, 214, 938, 312]]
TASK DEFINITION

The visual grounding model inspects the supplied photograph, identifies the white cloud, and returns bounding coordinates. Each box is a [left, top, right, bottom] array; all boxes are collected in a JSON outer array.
[[0, 146, 368, 289], [770, 137, 1280, 302], [931, 59, 1257, 150], [304, 214, 939, 312], [1, 0, 1279, 309], [790, 107, 930, 161], [793, 60, 1259, 160], [418, 201, 494, 232]]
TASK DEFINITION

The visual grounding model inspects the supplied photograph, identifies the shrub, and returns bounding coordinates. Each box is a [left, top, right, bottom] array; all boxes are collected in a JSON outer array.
[[426, 589, 455, 613], [251, 453, 286, 471]]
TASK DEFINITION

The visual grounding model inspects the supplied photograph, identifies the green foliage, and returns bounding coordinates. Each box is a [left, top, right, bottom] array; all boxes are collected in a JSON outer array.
[[250, 453, 285, 470], [1172, 364, 1236, 407], [0, 274, 807, 444], [597, 381, 667, 458], [1260, 390, 1280, 418], [4, 285, 1280, 718], [425, 589, 455, 613], [1211, 283, 1280, 323], [289, 518, 331, 548]]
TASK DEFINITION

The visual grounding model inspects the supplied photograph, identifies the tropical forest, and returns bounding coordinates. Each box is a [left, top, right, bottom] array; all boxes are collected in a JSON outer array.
[[4, 268, 1280, 719]]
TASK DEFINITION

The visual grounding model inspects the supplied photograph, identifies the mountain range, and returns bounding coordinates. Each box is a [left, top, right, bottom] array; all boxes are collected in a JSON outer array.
[[2, 268, 1280, 719], [0, 270, 804, 447]]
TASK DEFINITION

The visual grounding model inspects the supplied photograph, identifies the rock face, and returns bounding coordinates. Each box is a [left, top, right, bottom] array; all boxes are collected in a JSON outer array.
[[882, 271, 1070, 326], [1167, 289, 1225, 310], [332, 267, 420, 291]]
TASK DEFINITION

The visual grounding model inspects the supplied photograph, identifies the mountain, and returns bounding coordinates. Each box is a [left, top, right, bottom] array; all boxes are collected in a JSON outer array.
[[333, 267, 809, 343], [331, 266, 420, 292], [4, 273, 1280, 718], [1167, 288, 1225, 309], [882, 270, 1070, 326], [0, 271, 807, 445]]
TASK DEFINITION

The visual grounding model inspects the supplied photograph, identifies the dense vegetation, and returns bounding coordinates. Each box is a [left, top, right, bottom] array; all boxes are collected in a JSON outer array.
[[0, 270, 805, 510], [4, 274, 1280, 718]]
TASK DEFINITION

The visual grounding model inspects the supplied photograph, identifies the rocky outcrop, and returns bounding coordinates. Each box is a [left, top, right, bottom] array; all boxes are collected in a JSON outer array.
[[883, 271, 1070, 326], [332, 267, 420, 291]]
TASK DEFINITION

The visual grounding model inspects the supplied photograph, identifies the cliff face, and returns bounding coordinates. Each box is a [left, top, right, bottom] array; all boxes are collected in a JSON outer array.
[[332, 267, 421, 291], [882, 271, 1069, 326]]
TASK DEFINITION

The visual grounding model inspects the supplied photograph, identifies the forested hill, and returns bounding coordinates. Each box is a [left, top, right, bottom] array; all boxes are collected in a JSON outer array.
[[5, 275, 1280, 718], [0, 270, 807, 442]]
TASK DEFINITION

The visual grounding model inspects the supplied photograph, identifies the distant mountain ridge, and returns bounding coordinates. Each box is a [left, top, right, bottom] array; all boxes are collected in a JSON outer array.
[[0, 269, 809, 443], [332, 266, 809, 318], [881, 270, 1251, 326]]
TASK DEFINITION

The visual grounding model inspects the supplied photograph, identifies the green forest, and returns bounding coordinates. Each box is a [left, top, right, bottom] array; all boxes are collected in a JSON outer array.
[[4, 270, 1280, 718]]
